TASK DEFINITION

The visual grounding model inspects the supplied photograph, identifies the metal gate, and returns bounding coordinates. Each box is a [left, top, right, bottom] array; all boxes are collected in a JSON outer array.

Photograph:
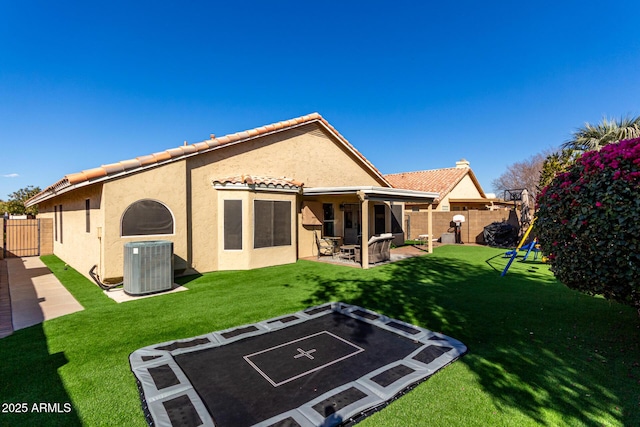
[[3, 219, 40, 257]]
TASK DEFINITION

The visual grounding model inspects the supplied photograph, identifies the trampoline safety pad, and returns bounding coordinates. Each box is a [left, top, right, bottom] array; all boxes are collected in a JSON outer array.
[[130, 302, 467, 427]]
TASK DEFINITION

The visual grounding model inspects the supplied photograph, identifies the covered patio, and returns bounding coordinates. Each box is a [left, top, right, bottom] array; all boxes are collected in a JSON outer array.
[[300, 186, 438, 269], [301, 243, 433, 268]]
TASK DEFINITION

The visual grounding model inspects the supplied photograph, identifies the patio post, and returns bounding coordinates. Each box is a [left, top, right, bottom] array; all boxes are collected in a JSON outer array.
[[358, 192, 370, 269], [428, 202, 433, 253]]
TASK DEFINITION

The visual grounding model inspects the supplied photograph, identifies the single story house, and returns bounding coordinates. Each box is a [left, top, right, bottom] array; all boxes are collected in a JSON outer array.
[[26, 113, 438, 281], [384, 159, 496, 212]]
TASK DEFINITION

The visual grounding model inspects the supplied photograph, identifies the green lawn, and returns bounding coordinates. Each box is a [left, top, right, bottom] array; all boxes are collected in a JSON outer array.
[[1, 245, 638, 426]]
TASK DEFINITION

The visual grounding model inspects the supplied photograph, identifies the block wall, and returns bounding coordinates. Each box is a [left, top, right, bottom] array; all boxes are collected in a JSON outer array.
[[405, 209, 520, 244]]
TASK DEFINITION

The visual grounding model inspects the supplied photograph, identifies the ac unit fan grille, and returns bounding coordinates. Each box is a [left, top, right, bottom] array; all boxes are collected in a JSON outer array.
[[124, 241, 174, 295]]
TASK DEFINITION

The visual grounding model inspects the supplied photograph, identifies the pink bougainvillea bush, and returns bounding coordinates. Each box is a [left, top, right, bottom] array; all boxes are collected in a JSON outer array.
[[536, 137, 640, 308]]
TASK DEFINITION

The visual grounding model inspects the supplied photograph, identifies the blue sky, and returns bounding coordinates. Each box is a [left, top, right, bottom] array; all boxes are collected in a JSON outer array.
[[1, 0, 639, 200]]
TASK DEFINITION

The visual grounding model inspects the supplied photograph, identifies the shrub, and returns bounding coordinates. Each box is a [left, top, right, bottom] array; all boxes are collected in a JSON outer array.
[[536, 137, 640, 309]]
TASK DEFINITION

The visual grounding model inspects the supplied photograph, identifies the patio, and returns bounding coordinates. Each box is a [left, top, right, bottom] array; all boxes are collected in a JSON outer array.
[[301, 186, 438, 269], [303, 244, 439, 267]]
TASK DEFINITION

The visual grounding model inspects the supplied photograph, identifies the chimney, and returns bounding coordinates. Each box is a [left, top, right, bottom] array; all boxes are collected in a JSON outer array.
[[456, 158, 470, 168]]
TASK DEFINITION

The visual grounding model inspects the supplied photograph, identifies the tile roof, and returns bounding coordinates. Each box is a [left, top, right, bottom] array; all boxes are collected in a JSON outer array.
[[385, 167, 486, 203], [212, 175, 303, 190], [27, 113, 389, 206]]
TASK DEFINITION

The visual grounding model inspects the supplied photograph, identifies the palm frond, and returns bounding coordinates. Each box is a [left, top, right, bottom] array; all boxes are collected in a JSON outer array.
[[562, 115, 640, 152]]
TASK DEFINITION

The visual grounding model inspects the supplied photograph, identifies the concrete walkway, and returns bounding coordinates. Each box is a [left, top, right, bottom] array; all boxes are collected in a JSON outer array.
[[0, 257, 84, 337]]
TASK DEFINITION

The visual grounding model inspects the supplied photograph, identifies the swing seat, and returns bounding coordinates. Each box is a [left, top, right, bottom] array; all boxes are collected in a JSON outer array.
[[504, 240, 540, 261]]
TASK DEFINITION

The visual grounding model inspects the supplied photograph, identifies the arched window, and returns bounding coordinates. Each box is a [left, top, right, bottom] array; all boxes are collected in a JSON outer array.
[[121, 200, 174, 237]]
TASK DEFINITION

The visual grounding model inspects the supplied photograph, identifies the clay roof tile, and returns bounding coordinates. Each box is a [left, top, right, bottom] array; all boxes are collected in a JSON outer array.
[[152, 151, 172, 162], [83, 167, 108, 180], [226, 133, 242, 143], [166, 147, 185, 158], [212, 174, 303, 189], [137, 154, 156, 166], [192, 141, 210, 151], [101, 163, 125, 174], [66, 172, 88, 185], [120, 159, 142, 170], [27, 112, 388, 206], [384, 168, 470, 202], [181, 145, 197, 155]]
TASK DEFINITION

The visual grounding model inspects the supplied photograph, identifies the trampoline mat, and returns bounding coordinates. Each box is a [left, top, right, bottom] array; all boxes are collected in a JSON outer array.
[[130, 303, 467, 427]]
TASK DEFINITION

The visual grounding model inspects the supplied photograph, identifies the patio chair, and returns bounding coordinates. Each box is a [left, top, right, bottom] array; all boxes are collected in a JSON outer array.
[[355, 234, 394, 264], [314, 231, 335, 259]]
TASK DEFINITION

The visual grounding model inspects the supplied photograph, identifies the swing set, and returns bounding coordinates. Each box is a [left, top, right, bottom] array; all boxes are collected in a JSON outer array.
[[500, 188, 544, 276], [501, 218, 544, 276]]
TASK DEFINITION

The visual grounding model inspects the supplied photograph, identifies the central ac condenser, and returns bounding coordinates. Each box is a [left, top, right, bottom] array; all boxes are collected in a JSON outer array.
[[124, 241, 174, 295]]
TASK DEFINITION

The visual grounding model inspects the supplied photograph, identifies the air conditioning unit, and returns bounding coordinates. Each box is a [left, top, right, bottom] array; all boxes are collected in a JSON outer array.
[[124, 241, 174, 296]]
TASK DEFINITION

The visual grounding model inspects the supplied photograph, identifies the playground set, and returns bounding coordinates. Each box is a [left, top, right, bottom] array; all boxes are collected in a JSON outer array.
[[500, 189, 544, 276]]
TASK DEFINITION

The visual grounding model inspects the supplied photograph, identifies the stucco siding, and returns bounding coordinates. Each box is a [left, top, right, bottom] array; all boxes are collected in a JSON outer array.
[[436, 195, 449, 211], [101, 161, 188, 280], [33, 121, 394, 277], [188, 161, 218, 273], [187, 123, 386, 271], [188, 123, 385, 189], [200, 189, 298, 271], [449, 175, 483, 199], [38, 184, 103, 280]]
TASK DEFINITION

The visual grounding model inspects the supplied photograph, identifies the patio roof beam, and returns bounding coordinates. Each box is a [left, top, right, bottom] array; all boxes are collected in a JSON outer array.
[[303, 186, 438, 203]]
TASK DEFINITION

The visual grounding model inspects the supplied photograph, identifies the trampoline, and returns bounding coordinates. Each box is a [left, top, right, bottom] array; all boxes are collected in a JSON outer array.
[[130, 302, 467, 427]]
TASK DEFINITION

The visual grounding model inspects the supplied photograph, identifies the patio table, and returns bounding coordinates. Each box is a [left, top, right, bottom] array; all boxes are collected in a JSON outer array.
[[339, 245, 357, 261]]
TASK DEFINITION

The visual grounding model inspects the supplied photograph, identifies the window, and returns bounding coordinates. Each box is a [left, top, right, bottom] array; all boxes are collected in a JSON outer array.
[[391, 204, 403, 234], [254, 200, 291, 248], [85, 199, 91, 233], [54, 205, 58, 241], [322, 203, 334, 236], [224, 200, 243, 250], [374, 205, 386, 235], [59, 205, 63, 243], [121, 200, 174, 236]]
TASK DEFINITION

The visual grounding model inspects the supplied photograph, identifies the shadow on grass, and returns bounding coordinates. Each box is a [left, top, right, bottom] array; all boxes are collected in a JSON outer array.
[[0, 325, 82, 426], [302, 252, 639, 426], [484, 250, 546, 274], [175, 271, 203, 285]]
